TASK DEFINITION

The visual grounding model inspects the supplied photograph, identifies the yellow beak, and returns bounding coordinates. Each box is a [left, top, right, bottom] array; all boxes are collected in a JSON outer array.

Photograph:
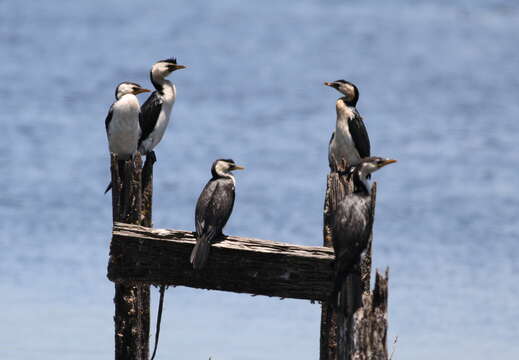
[[232, 165, 245, 170], [134, 88, 151, 94], [380, 159, 397, 167]]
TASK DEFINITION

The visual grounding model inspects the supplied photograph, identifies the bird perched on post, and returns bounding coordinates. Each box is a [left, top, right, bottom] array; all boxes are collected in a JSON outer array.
[[138, 58, 187, 156], [331, 157, 396, 306], [324, 80, 370, 172], [150, 159, 244, 360], [191, 159, 245, 270], [104, 82, 150, 193]]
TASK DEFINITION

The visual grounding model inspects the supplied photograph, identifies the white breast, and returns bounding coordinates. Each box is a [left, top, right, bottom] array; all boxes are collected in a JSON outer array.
[[108, 94, 141, 159], [329, 104, 361, 168], [148, 83, 176, 152]]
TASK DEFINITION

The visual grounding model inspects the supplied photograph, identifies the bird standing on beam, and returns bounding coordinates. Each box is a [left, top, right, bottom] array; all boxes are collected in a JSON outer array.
[[191, 159, 245, 270], [324, 80, 370, 172], [150, 159, 244, 360], [138, 58, 187, 157], [104, 82, 150, 193], [331, 157, 396, 305]]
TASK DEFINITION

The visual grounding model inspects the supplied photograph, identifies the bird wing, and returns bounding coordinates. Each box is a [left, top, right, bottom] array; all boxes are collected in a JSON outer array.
[[348, 110, 370, 159], [328, 131, 335, 168], [333, 195, 372, 264], [139, 91, 163, 146], [195, 179, 235, 243], [105, 105, 114, 135]]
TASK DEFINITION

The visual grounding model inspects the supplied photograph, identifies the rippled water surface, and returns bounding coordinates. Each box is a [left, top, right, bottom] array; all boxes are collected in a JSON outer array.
[[1, 1, 518, 359]]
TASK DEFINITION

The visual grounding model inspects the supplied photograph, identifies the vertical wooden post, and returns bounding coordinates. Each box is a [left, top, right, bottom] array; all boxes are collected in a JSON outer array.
[[321, 172, 353, 359], [320, 174, 338, 360], [139, 152, 156, 358], [110, 153, 149, 360]]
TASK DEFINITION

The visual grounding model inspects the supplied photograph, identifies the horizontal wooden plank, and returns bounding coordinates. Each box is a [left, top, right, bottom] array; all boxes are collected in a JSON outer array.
[[108, 222, 337, 301]]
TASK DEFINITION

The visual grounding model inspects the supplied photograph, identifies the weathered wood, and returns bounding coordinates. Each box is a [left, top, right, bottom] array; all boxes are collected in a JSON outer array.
[[108, 222, 337, 301], [349, 270, 389, 360], [140, 152, 155, 359], [320, 173, 338, 360], [110, 154, 148, 360]]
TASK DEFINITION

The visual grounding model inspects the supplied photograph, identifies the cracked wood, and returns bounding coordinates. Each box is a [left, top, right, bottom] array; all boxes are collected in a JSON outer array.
[[108, 222, 340, 301]]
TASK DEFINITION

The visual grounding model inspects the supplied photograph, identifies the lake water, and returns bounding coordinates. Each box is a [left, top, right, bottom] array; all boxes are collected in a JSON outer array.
[[1, 0, 518, 359]]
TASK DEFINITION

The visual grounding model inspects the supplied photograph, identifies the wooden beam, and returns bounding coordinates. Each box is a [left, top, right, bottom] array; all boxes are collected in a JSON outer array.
[[108, 223, 337, 301]]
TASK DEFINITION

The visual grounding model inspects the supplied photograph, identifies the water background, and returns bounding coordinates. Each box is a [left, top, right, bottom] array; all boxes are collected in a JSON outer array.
[[1, 0, 518, 359]]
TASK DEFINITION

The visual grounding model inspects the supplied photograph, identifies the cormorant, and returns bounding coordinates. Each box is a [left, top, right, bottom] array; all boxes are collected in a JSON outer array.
[[138, 58, 187, 155], [324, 80, 370, 172], [191, 159, 245, 270], [150, 159, 244, 360], [104, 82, 150, 193], [332, 157, 396, 305]]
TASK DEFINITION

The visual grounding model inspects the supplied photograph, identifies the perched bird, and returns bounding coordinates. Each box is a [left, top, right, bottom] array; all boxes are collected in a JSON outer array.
[[138, 58, 187, 155], [331, 157, 396, 305], [150, 159, 244, 360], [104, 82, 150, 193], [190, 159, 245, 270], [324, 80, 370, 172]]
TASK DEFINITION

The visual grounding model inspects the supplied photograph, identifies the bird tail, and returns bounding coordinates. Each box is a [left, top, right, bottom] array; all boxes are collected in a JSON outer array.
[[104, 181, 113, 194], [190, 236, 211, 270]]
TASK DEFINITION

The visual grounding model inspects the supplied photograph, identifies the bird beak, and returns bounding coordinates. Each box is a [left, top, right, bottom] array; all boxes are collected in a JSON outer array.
[[135, 88, 151, 94], [173, 64, 187, 71], [379, 159, 397, 167], [324, 81, 336, 87], [232, 164, 245, 171]]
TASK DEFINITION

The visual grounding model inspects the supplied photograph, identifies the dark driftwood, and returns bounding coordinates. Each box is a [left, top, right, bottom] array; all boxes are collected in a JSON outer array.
[[108, 222, 337, 301], [349, 270, 389, 360], [110, 153, 148, 360]]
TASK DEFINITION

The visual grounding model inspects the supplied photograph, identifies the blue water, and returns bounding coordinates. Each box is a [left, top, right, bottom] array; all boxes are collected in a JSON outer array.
[[1, 1, 518, 359]]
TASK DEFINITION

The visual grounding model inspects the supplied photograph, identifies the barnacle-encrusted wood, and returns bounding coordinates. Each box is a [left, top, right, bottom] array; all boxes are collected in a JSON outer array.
[[108, 223, 338, 301]]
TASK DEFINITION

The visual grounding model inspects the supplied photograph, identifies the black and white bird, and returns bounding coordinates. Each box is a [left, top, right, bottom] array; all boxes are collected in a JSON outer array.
[[138, 58, 187, 156], [331, 157, 396, 305], [324, 80, 370, 172], [190, 159, 245, 270], [104, 82, 150, 193]]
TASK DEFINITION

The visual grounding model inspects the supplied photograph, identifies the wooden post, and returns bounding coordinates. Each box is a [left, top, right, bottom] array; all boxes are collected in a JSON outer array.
[[349, 270, 389, 360], [139, 152, 155, 358], [110, 153, 149, 360]]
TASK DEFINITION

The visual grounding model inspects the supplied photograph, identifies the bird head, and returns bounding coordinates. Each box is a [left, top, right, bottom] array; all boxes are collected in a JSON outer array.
[[211, 159, 245, 178], [358, 157, 397, 177], [115, 82, 151, 99], [324, 80, 359, 106], [151, 57, 187, 79]]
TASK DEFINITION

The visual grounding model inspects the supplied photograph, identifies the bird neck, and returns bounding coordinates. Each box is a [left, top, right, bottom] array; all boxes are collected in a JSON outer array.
[[340, 96, 357, 108], [150, 71, 173, 94], [336, 100, 355, 124], [213, 172, 236, 187], [352, 169, 370, 195]]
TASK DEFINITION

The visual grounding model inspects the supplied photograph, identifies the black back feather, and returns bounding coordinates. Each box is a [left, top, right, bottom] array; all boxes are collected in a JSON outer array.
[[138, 92, 163, 149]]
